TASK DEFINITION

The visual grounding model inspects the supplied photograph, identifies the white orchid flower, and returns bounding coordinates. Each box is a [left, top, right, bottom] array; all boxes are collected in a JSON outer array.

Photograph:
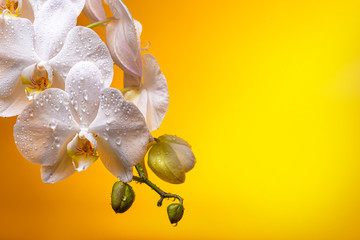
[[14, 61, 150, 183], [0, 10, 113, 117]]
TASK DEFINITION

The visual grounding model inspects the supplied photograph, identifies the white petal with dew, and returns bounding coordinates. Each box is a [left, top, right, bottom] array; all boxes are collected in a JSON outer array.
[[65, 61, 104, 127], [96, 136, 133, 182], [32, 0, 85, 60], [14, 88, 79, 166], [89, 88, 149, 180], [49, 26, 113, 88], [41, 141, 76, 184], [0, 17, 39, 98], [0, 80, 29, 117]]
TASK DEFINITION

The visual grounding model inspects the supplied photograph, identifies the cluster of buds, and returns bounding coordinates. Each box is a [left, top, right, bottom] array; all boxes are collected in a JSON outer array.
[[111, 134, 195, 225]]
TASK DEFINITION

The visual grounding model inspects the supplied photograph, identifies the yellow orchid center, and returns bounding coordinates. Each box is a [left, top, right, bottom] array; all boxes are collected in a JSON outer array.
[[76, 140, 96, 157], [0, 0, 20, 17], [67, 133, 99, 171], [21, 62, 52, 100]]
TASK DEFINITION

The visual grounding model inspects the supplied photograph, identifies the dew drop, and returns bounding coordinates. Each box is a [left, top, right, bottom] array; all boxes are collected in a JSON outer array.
[[49, 120, 57, 130], [83, 90, 89, 101], [103, 133, 109, 141]]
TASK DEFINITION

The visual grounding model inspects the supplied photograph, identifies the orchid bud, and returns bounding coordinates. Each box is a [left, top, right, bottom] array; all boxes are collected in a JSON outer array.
[[167, 203, 184, 226], [111, 181, 135, 214], [148, 135, 196, 184]]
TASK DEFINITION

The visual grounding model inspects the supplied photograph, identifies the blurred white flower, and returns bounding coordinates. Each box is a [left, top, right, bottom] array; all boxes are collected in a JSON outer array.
[[0, 5, 113, 116], [14, 61, 150, 183]]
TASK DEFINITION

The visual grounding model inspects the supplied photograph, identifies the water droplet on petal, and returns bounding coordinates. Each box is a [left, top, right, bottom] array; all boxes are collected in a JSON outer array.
[[83, 90, 89, 101], [49, 120, 57, 130], [115, 137, 121, 146]]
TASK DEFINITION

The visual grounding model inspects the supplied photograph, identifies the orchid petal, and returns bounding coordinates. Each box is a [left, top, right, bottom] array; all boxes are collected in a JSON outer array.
[[83, 0, 106, 22], [0, 80, 29, 117], [123, 88, 147, 119], [49, 26, 113, 87], [26, 0, 48, 15], [106, 0, 141, 77], [96, 136, 133, 182], [65, 62, 104, 127], [134, 20, 142, 38], [14, 88, 79, 166], [123, 72, 140, 88], [32, 0, 85, 60], [89, 88, 149, 181], [41, 147, 76, 183], [0, 17, 39, 99], [142, 54, 169, 131]]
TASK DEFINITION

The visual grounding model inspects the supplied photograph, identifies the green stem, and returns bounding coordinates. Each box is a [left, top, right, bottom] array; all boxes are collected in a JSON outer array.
[[120, 88, 131, 94], [86, 17, 115, 28], [134, 164, 184, 206]]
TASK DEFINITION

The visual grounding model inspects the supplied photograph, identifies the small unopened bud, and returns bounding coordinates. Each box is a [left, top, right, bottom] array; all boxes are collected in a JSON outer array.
[[167, 203, 184, 226], [111, 181, 135, 213], [148, 135, 196, 184]]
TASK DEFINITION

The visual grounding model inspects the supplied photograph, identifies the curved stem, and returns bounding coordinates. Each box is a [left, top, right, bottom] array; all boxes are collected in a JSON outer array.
[[134, 164, 183, 206], [86, 17, 115, 28]]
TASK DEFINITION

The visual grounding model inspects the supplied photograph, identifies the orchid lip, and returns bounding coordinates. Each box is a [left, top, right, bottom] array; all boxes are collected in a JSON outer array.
[[21, 62, 53, 100], [67, 132, 99, 172]]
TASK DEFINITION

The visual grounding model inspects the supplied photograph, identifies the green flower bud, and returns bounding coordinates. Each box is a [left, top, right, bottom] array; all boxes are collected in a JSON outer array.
[[167, 203, 184, 226], [111, 181, 135, 213], [148, 135, 196, 184]]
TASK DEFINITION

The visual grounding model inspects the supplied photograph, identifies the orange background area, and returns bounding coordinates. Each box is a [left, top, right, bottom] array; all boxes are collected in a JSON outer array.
[[3, 0, 360, 239]]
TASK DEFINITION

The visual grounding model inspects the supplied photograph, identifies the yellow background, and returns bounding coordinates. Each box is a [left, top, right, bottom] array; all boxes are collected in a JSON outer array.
[[2, 0, 360, 239]]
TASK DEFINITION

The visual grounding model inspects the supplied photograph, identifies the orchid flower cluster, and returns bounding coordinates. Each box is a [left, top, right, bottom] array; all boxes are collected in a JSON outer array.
[[0, 0, 195, 225]]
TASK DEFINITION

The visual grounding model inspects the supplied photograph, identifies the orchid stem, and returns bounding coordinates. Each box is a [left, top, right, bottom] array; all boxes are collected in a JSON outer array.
[[120, 88, 131, 94], [86, 17, 115, 28], [134, 164, 183, 206]]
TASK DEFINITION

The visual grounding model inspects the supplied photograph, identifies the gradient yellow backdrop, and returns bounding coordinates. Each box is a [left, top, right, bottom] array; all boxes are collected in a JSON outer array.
[[2, 0, 360, 239]]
